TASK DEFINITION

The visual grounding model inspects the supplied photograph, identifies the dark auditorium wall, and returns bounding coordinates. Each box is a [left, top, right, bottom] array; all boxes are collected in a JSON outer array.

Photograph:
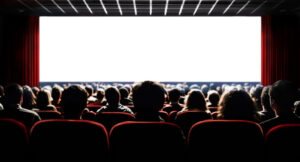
[[0, 16, 5, 85], [0, 16, 39, 87], [262, 15, 300, 87]]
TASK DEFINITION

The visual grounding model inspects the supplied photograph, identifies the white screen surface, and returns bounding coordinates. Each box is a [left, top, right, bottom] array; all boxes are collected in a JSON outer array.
[[40, 17, 261, 82]]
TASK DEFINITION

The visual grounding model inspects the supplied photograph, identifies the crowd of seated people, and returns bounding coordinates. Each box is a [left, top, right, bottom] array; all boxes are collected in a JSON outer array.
[[0, 84, 41, 130], [96, 87, 134, 115], [0, 80, 299, 135]]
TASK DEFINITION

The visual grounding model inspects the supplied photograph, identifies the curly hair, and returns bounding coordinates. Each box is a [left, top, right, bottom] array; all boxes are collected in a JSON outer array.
[[218, 90, 259, 122]]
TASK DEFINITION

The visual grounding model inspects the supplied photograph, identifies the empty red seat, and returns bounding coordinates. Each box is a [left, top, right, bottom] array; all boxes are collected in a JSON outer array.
[[188, 120, 263, 162], [95, 112, 135, 131], [175, 111, 212, 136], [0, 118, 29, 162], [30, 119, 109, 162], [109, 121, 185, 162], [265, 124, 300, 162], [36, 110, 62, 120]]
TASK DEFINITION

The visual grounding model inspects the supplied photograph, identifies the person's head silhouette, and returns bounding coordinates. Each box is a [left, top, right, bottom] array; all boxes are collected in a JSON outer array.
[[105, 87, 120, 107], [218, 90, 259, 122], [61, 85, 87, 119], [269, 80, 298, 116], [132, 81, 166, 120], [3, 83, 23, 105]]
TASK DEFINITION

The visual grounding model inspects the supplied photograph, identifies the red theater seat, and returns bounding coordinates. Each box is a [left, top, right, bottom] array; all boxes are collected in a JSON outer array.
[[36, 110, 62, 120], [188, 120, 264, 162], [175, 111, 212, 136], [126, 105, 136, 113], [82, 110, 96, 120], [30, 120, 109, 162], [109, 121, 186, 162], [211, 111, 219, 119], [87, 104, 102, 112], [0, 118, 29, 162], [95, 112, 135, 131], [55, 106, 62, 112], [265, 124, 300, 162], [159, 111, 169, 121], [168, 110, 178, 123], [208, 107, 218, 113]]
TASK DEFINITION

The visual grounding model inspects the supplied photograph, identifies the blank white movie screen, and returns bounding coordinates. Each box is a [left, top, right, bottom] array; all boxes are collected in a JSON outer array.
[[40, 17, 261, 82]]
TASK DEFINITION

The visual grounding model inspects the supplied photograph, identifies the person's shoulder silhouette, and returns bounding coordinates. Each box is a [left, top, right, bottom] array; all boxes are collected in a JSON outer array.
[[0, 83, 41, 130], [260, 80, 300, 133]]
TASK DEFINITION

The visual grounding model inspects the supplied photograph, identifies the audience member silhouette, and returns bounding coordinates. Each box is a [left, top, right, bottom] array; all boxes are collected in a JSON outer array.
[[163, 88, 183, 113], [178, 89, 209, 114], [207, 90, 220, 107], [260, 80, 300, 133], [0, 85, 4, 103], [294, 101, 300, 117], [93, 88, 106, 105], [201, 84, 209, 97], [36, 89, 56, 111], [218, 90, 260, 122], [51, 85, 62, 106], [216, 86, 222, 96], [123, 84, 132, 95], [97, 87, 134, 115], [22, 85, 37, 110], [119, 87, 133, 105], [31, 86, 40, 97], [86, 85, 97, 103], [60, 85, 88, 119], [132, 81, 166, 121], [250, 85, 263, 111], [189, 84, 200, 91], [259, 86, 275, 122], [0, 83, 41, 130]]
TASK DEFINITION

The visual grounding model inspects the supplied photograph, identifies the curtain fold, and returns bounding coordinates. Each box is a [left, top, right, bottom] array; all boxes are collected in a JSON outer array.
[[261, 15, 300, 87], [0, 16, 39, 87]]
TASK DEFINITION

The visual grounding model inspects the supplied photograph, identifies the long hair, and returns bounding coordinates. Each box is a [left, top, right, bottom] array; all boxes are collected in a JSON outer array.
[[184, 90, 207, 111], [36, 89, 51, 108], [218, 90, 259, 122], [22, 85, 36, 109]]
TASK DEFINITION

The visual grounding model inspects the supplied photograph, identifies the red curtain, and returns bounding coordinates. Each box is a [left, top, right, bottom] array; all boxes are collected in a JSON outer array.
[[0, 16, 39, 87], [261, 15, 300, 87]]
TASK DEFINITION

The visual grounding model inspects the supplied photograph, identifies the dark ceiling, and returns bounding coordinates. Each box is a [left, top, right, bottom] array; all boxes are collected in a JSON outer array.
[[1, 0, 300, 16]]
